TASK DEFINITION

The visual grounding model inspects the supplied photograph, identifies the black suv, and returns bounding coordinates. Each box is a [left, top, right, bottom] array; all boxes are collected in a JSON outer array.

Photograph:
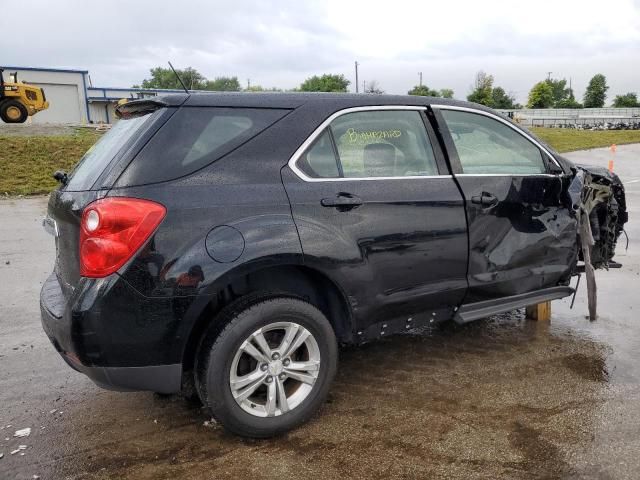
[[41, 93, 626, 437]]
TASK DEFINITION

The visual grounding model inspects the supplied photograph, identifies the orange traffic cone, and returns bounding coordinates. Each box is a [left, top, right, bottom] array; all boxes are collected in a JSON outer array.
[[608, 144, 616, 172]]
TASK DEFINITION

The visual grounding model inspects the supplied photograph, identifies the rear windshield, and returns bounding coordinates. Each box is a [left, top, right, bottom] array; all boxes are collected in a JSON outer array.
[[117, 107, 289, 186], [65, 112, 157, 191]]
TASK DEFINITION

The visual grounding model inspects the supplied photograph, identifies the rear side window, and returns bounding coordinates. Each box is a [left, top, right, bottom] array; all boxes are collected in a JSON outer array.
[[121, 107, 289, 186], [332, 110, 437, 178], [297, 130, 340, 178], [296, 110, 438, 179], [65, 112, 156, 191], [441, 110, 546, 174]]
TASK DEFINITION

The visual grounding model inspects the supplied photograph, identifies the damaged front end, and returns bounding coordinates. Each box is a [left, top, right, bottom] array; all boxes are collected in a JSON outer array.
[[579, 166, 628, 267], [566, 164, 628, 318], [570, 165, 628, 267]]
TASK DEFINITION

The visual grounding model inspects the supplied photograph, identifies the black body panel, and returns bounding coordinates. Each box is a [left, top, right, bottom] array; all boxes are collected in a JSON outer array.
[[40, 273, 181, 392], [453, 174, 577, 303], [48, 190, 104, 295], [282, 168, 468, 333]]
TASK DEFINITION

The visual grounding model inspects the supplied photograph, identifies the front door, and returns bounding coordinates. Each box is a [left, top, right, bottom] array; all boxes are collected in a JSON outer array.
[[433, 106, 577, 304], [282, 107, 468, 332]]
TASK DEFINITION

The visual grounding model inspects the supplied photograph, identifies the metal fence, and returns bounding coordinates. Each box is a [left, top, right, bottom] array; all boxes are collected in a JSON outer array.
[[496, 108, 640, 129]]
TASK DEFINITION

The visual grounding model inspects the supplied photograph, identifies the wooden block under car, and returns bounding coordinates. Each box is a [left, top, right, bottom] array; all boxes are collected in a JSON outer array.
[[526, 301, 551, 321]]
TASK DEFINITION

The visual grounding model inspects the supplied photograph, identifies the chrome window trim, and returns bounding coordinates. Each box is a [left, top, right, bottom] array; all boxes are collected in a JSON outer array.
[[455, 173, 559, 177], [293, 174, 452, 181], [287, 105, 445, 182], [431, 104, 563, 171]]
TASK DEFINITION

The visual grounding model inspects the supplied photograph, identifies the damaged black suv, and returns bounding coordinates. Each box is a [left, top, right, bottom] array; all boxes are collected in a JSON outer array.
[[41, 93, 627, 437]]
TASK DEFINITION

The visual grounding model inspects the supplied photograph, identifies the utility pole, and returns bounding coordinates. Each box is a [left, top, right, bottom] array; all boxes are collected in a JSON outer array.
[[355, 61, 359, 93], [568, 77, 576, 106], [418, 72, 423, 87], [547, 71, 553, 81], [363, 80, 366, 93], [247, 78, 251, 90]]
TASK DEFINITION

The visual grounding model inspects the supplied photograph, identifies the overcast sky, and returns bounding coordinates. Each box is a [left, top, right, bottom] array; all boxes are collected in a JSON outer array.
[[2, 0, 639, 103]]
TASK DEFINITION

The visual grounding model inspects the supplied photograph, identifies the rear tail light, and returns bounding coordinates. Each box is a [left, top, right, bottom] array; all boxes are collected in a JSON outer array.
[[80, 197, 166, 278]]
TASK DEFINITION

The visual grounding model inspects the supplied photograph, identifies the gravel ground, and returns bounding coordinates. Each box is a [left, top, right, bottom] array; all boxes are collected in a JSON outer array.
[[0, 144, 638, 480]]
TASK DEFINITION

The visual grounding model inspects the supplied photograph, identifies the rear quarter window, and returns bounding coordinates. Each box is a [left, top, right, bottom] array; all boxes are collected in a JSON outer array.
[[117, 107, 289, 186]]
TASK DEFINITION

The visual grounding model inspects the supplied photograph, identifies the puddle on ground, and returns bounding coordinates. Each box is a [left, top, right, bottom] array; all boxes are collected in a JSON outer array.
[[561, 353, 609, 382], [6, 310, 617, 480]]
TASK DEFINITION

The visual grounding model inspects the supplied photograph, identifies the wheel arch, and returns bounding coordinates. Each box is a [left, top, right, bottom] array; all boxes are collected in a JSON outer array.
[[180, 263, 354, 374]]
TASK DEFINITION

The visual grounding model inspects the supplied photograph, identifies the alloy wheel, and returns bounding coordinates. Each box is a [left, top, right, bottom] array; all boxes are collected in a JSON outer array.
[[229, 321, 321, 417]]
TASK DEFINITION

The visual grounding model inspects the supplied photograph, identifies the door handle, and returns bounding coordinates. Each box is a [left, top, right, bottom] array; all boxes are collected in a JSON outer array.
[[321, 193, 363, 209], [471, 192, 498, 207]]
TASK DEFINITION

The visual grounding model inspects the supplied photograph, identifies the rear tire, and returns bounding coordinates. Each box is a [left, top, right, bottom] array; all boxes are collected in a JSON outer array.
[[0, 100, 28, 123], [196, 295, 338, 438]]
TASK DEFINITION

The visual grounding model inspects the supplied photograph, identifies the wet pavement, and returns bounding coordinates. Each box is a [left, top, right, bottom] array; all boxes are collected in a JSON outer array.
[[1, 144, 639, 479]]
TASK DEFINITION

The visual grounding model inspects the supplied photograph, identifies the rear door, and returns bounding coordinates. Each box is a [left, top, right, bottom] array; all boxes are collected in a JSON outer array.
[[282, 106, 468, 333], [432, 105, 577, 304]]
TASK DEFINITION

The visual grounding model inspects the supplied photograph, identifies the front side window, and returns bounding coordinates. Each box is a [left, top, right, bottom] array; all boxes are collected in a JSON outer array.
[[441, 110, 546, 175], [296, 110, 438, 179]]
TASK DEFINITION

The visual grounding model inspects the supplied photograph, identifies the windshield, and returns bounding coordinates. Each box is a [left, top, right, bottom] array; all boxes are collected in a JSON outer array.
[[65, 111, 157, 191]]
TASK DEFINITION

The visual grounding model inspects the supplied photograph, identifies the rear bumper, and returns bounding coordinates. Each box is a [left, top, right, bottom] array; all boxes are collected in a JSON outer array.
[[58, 351, 181, 393], [40, 273, 182, 393]]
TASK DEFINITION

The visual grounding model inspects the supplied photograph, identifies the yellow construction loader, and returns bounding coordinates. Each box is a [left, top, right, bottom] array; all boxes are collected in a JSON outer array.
[[0, 69, 49, 123]]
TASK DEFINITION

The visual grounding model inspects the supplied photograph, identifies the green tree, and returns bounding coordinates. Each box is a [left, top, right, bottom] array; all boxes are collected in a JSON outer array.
[[205, 76, 242, 91], [612, 92, 639, 108], [364, 80, 385, 94], [555, 85, 582, 108], [467, 71, 494, 106], [439, 88, 454, 99], [408, 85, 439, 96], [299, 74, 350, 92], [555, 96, 583, 108], [138, 67, 207, 90], [491, 87, 517, 109], [244, 85, 282, 92], [583, 74, 608, 108], [527, 81, 554, 108], [546, 79, 569, 106], [408, 85, 453, 98], [541, 78, 582, 108]]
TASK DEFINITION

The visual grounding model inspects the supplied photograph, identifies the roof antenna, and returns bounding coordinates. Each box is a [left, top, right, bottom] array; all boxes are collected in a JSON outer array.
[[168, 61, 189, 94]]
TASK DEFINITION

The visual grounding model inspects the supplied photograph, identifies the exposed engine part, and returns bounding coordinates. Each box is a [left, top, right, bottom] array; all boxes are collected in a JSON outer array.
[[579, 205, 597, 320], [568, 166, 629, 320]]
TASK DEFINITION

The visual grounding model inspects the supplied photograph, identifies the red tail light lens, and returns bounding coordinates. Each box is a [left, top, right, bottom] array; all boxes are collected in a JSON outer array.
[[80, 197, 166, 278]]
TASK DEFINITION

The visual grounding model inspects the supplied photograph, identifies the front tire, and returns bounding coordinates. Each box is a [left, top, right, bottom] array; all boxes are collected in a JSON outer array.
[[196, 295, 337, 438], [0, 100, 29, 123]]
